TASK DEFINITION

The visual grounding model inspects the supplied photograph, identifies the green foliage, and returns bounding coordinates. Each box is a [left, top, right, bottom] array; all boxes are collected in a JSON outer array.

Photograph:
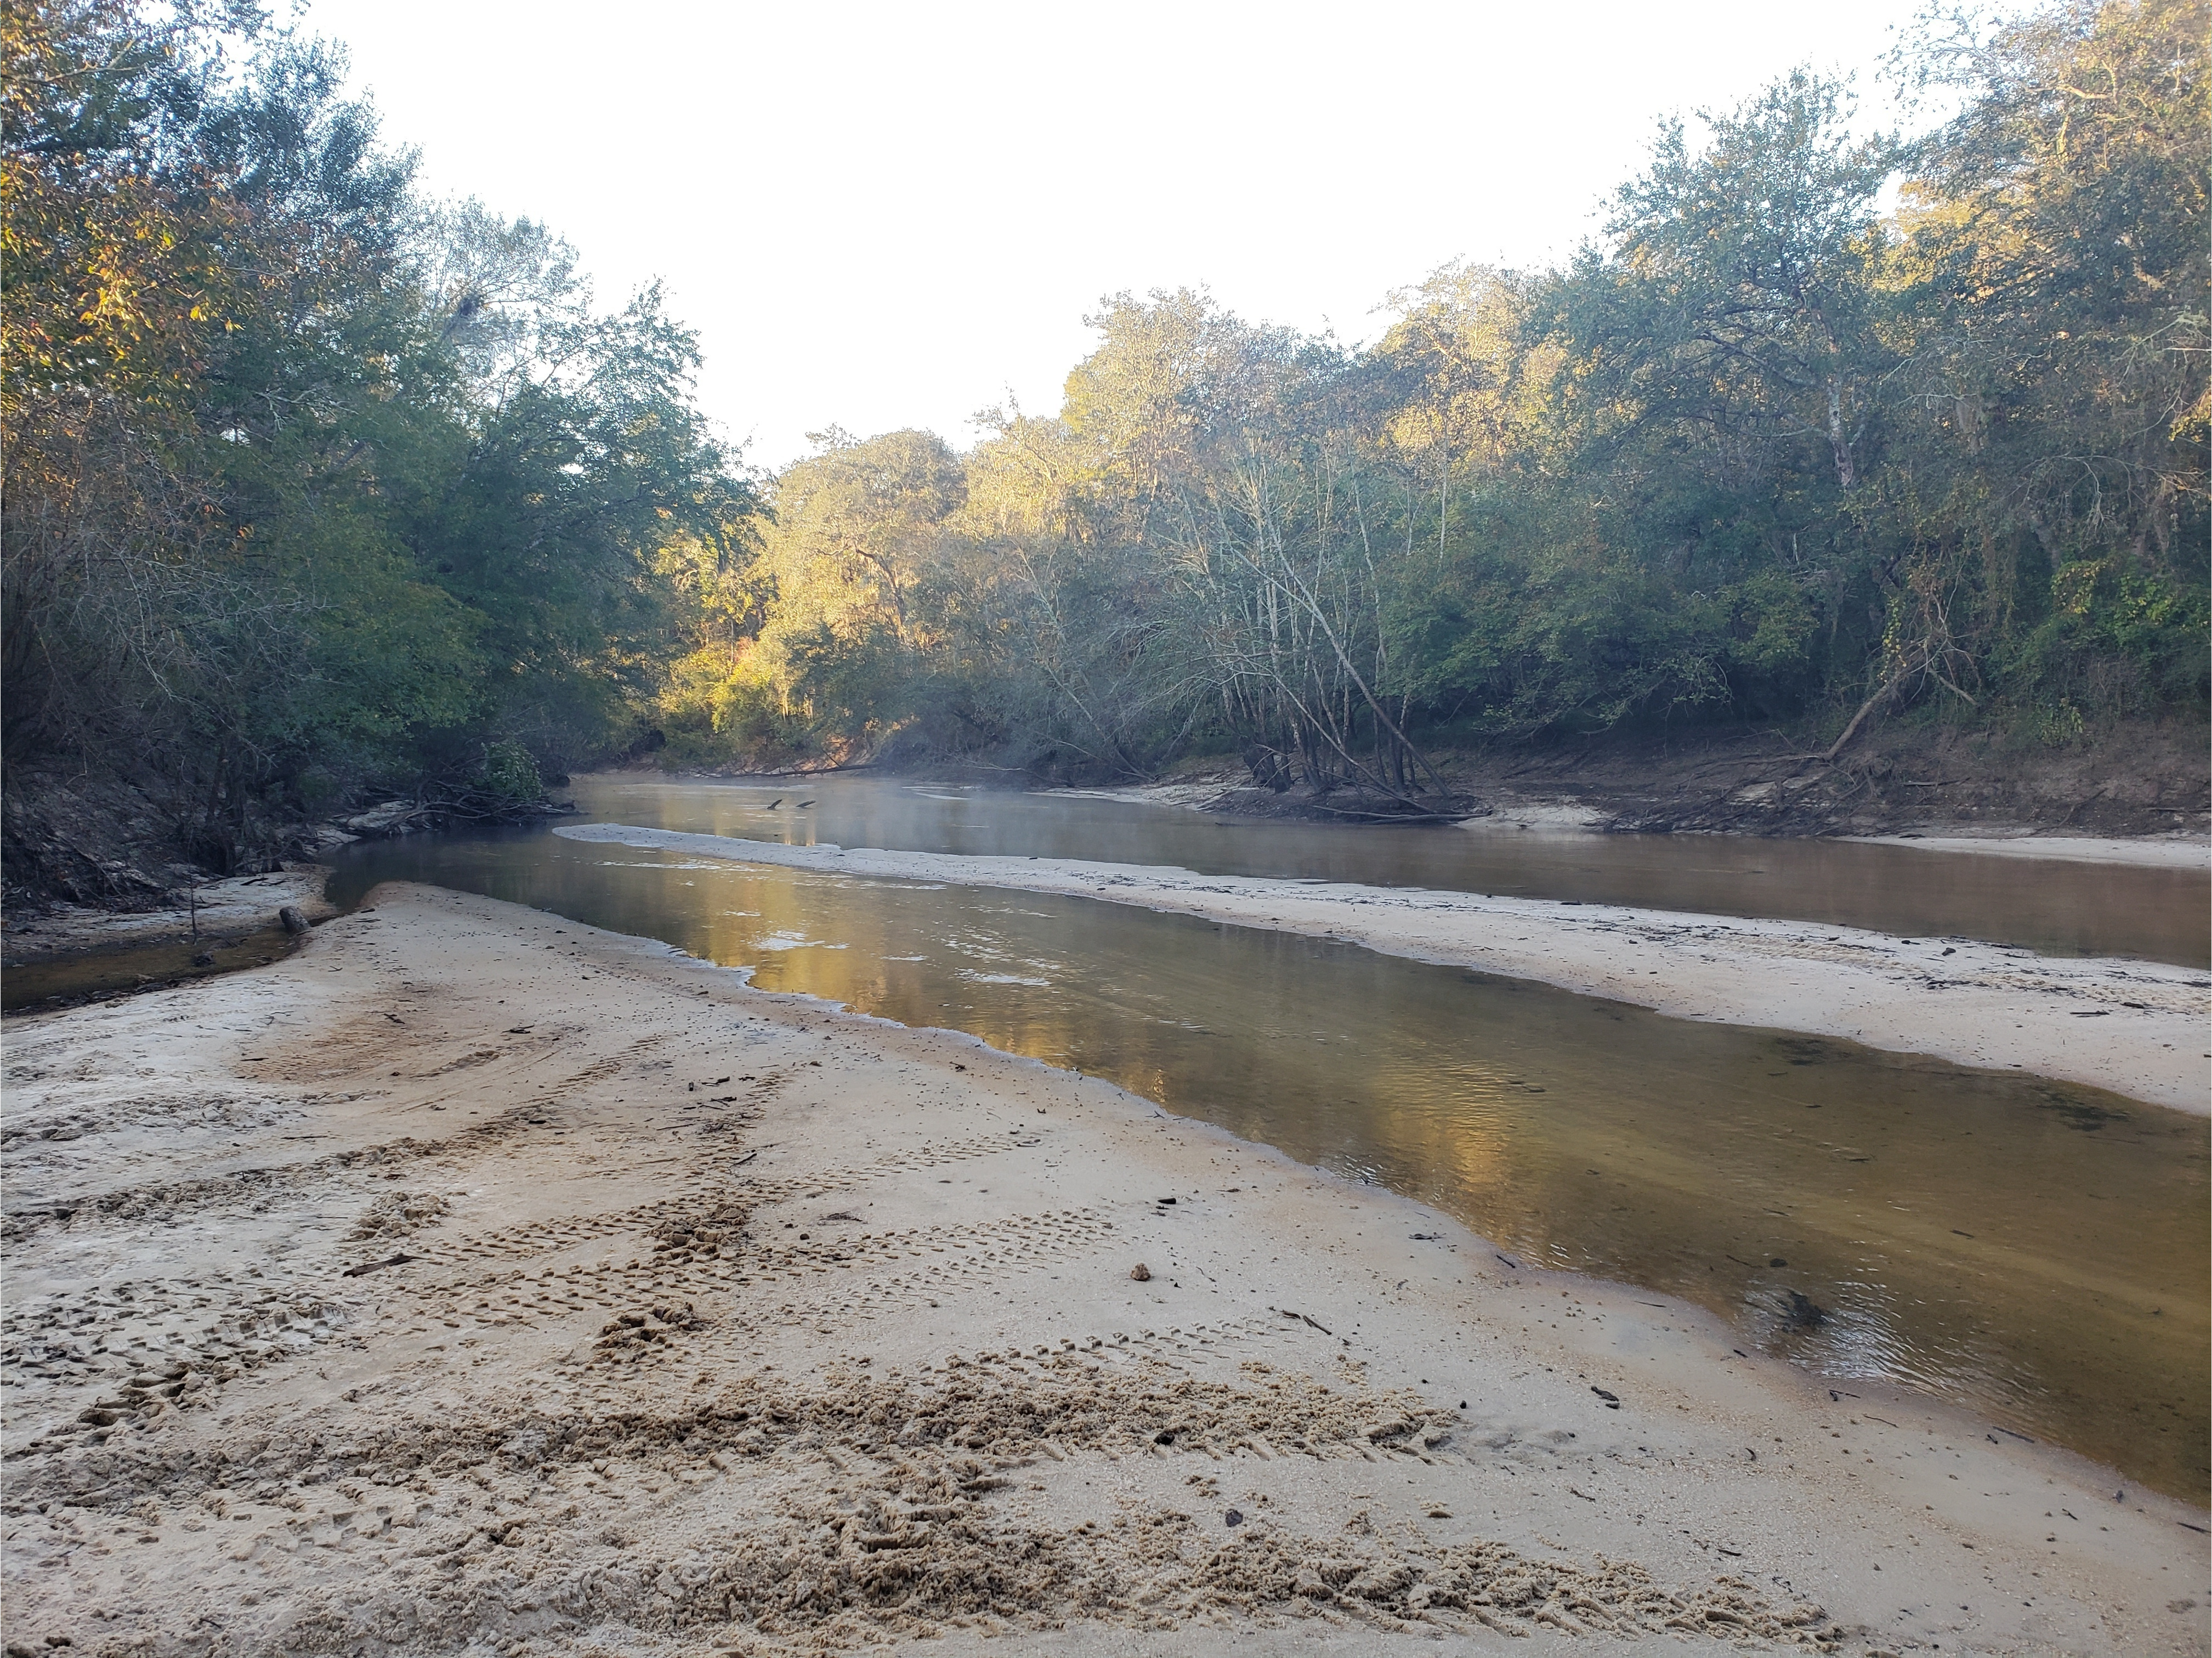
[[8, 0, 2196, 837], [2, 0, 758, 866], [474, 741, 543, 807], [663, 0, 2202, 783]]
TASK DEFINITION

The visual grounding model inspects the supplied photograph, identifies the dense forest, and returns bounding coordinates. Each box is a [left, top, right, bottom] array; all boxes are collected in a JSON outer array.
[[3, 0, 2204, 888], [671, 0, 2205, 806], [2, 0, 756, 890]]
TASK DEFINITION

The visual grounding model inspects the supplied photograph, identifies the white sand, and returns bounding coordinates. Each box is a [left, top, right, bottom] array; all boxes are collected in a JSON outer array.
[[557, 825, 2212, 1113], [1843, 832, 2210, 871], [3, 886, 2201, 1657]]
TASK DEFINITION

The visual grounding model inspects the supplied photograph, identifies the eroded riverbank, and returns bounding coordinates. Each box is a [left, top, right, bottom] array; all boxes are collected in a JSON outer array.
[[3, 887, 2202, 1657]]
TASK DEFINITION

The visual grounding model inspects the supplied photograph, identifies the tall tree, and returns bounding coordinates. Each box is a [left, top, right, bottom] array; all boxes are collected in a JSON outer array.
[[3, 0, 757, 882]]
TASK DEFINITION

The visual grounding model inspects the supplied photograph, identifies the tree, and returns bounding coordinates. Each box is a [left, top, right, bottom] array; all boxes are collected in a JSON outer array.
[[3, 1, 759, 879], [1880, 0, 2208, 716], [1585, 71, 1902, 495], [649, 1, 2204, 787]]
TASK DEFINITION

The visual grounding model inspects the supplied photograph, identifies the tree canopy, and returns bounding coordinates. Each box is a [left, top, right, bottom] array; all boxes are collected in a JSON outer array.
[[657, 0, 2204, 793], [4, 0, 2202, 862], [3, 0, 756, 867]]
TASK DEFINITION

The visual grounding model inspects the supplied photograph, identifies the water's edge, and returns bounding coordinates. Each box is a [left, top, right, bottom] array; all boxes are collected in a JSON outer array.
[[321, 827, 2208, 1500], [554, 821, 2211, 1113]]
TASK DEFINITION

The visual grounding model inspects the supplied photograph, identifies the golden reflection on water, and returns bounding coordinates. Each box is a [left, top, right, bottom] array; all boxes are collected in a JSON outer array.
[[327, 832, 2209, 1501], [577, 774, 2212, 968], [2, 923, 299, 1010]]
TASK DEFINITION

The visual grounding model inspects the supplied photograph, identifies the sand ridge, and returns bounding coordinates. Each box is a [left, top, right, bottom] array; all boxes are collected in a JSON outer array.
[[1, 885, 2203, 1656], [1838, 833, 2210, 870], [554, 823, 2211, 1112]]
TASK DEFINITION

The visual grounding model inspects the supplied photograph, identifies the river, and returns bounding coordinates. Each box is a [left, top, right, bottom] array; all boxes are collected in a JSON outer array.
[[571, 773, 2210, 967], [318, 775, 2207, 1498]]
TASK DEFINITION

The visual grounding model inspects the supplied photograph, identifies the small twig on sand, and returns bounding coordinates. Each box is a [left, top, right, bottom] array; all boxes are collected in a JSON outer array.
[[342, 1253, 415, 1277]]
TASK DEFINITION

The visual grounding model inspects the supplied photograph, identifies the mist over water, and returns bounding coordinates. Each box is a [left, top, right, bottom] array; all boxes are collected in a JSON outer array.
[[327, 780, 2208, 1497]]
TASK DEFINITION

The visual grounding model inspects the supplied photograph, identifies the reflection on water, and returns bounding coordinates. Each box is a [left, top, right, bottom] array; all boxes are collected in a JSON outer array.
[[330, 824, 2208, 1500], [2, 923, 299, 1011], [571, 774, 2212, 968]]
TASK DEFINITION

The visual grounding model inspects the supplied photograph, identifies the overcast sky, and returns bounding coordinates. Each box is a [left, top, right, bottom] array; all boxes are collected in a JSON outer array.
[[299, 0, 1932, 470]]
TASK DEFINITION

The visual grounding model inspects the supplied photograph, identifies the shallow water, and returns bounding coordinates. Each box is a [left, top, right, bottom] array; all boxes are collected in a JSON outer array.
[[1, 923, 299, 1012], [575, 774, 2211, 967], [329, 816, 2209, 1500]]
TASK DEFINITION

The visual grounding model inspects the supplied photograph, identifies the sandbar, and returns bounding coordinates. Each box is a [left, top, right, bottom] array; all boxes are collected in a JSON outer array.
[[1841, 832, 2210, 871], [558, 824, 2211, 1112], [2, 887, 2202, 1656]]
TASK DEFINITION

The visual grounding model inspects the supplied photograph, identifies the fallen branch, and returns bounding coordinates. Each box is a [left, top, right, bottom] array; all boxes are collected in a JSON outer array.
[[342, 1252, 415, 1277], [1822, 661, 1917, 763]]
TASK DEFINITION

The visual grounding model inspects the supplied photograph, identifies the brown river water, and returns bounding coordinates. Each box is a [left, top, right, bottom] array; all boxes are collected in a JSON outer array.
[[313, 776, 2210, 1501], [580, 774, 2210, 966]]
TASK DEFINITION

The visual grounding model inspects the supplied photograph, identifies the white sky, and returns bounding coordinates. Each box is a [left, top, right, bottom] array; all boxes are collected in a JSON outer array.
[[299, 0, 1932, 470]]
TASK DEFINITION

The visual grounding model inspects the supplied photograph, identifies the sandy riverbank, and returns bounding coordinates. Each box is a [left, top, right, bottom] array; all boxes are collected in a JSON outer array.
[[1, 886, 2202, 1657], [1046, 740, 2212, 844], [2, 866, 336, 965], [2, 867, 338, 1013], [556, 825, 2211, 1113], [1841, 832, 2210, 871]]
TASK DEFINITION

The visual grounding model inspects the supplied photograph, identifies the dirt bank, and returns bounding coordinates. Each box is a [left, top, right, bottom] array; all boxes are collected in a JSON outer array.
[[1165, 719, 2209, 841], [557, 825, 2211, 1113], [2, 886, 2201, 1657]]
